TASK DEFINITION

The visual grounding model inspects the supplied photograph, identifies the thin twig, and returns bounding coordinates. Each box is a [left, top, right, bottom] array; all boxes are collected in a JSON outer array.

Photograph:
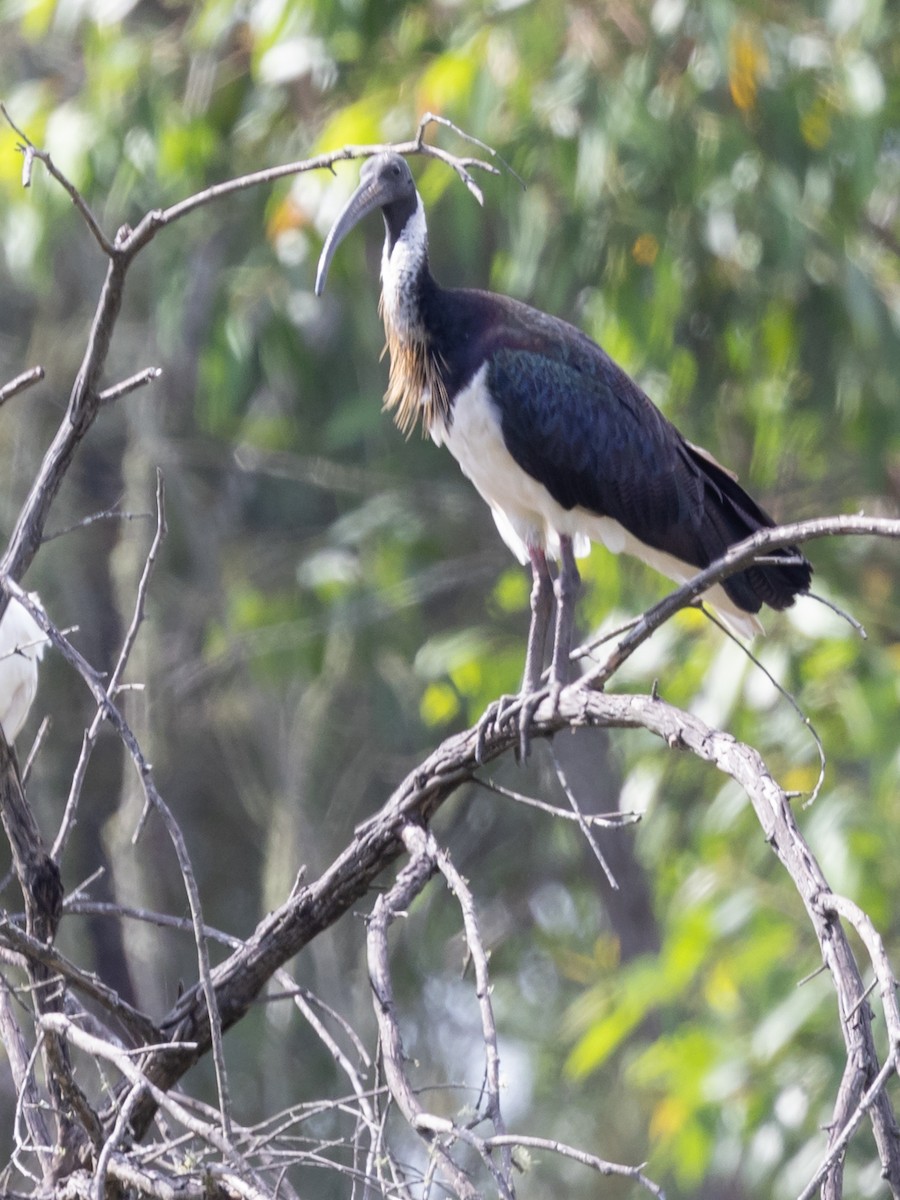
[[43, 506, 153, 544], [0, 368, 44, 409], [97, 367, 162, 406], [701, 605, 828, 807], [549, 744, 619, 889], [806, 589, 867, 638], [54, 470, 167, 858], [19, 717, 50, 788], [420, 828, 513, 1192], [483, 1133, 665, 1198], [39, 1013, 269, 1196], [582, 513, 900, 690], [474, 775, 641, 827], [0, 973, 53, 1179], [1, 105, 115, 256], [0, 917, 159, 1044]]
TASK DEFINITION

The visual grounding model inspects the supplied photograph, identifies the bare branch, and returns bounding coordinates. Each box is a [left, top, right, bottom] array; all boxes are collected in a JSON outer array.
[[0, 972, 53, 1178], [378, 764, 861, 1196], [125, 132, 501, 254], [798, 1052, 900, 1200], [53, 470, 167, 859], [0, 368, 44, 409], [43, 506, 154, 544], [549, 744, 619, 888], [92, 1082, 147, 1200], [0, 918, 159, 1044], [482, 1133, 666, 1197], [39, 1013, 271, 1197], [97, 367, 162, 406], [0, 578, 230, 1155], [583, 513, 900, 688], [365, 826, 480, 1199], [1, 105, 115, 256], [820, 893, 900, 1049], [20, 716, 51, 787], [473, 775, 641, 827], [426, 829, 514, 1188]]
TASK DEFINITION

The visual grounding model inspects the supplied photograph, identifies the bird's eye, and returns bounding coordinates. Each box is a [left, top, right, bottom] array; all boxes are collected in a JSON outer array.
[[392, 163, 401, 176]]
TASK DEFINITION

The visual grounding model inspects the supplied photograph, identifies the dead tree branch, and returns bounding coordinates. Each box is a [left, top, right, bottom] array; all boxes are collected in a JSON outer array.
[[582, 513, 900, 687], [0, 368, 44, 409]]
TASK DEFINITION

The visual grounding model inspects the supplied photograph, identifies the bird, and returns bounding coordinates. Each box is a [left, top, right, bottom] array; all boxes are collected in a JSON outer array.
[[314, 152, 811, 709], [0, 593, 47, 745]]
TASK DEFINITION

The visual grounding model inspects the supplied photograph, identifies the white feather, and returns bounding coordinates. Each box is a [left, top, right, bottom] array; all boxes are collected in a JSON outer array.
[[0, 593, 48, 744], [432, 367, 762, 639], [380, 197, 429, 338]]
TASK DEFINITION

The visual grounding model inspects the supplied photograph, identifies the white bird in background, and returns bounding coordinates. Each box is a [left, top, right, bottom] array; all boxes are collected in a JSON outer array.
[[0, 593, 47, 745]]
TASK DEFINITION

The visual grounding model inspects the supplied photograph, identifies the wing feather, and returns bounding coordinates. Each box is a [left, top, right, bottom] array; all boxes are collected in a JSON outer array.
[[483, 331, 809, 612]]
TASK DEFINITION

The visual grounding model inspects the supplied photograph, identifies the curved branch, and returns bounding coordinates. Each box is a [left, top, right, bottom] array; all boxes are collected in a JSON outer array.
[[0, 367, 44, 408], [584, 513, 900, 687], [104, 673, 898, 1200]]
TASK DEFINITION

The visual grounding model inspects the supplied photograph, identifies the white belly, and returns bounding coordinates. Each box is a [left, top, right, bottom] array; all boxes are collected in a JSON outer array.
[[430, 365, 761, 639]]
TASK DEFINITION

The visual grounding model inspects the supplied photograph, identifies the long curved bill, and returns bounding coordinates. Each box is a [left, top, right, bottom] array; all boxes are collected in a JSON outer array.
[[314, 175, 386, 297]]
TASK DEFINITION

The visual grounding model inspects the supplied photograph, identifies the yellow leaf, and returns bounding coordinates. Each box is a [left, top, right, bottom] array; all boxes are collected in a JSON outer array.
[[20, 0, 55, 40], [416, 46, 479, 115], [632, 233, 659, 267], [800, 96, 832, 149], [704, 960, 739, 1015], [420, 681, 460, 726], [266, 194, 307, 240], [780, 764, 821, 795], [314, 101, 384, 156], [729, 26, 767, 113], [493, 568, 530, 613], [650, 1095, 689, 1140], [449, 657, 483, 696]]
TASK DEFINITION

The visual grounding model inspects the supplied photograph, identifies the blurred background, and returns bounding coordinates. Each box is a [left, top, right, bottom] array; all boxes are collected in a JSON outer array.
[[0, 0, 898, 1195]]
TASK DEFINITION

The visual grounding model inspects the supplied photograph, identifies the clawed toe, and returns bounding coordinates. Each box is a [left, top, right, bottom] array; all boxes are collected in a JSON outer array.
[[475, 693, 518, 763], [516, 689, 544, 761], [517, 679, 567, 759], [476, 679, 569, 763]]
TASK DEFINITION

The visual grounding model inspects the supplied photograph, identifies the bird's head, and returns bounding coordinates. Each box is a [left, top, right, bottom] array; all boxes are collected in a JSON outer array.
[[315, 153, 419, 296]]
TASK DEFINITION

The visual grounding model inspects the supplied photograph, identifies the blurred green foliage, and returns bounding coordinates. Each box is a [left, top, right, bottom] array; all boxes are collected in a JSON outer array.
[[0, 0, 899, 1196]]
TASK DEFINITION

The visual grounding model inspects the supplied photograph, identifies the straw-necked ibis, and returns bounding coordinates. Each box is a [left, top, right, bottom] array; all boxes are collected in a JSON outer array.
[[315, 153, 811, 706]]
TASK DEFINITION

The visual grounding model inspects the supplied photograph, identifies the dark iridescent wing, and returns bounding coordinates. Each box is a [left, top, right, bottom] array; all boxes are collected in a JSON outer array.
[[480, 317, 809, 611]]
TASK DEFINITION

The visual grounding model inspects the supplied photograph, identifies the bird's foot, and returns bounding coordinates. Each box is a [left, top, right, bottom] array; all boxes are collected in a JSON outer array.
[[475, 693, 520, 764], [517, 678, 569, 758], [515, 689, 546, 762], [475, 686, 560, 764]]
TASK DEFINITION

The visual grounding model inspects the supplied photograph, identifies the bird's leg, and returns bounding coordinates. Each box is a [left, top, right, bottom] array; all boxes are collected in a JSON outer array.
[[510, 545, 556, 759], [549, 534, 580, 698], [522, 544, 554, 692], [504, 544, 561, 758], [514, 538, 579, 760], [476, 545, 554, 764]]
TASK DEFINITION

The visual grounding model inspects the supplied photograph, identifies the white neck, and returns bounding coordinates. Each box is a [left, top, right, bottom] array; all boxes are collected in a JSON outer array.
[[380, 195, 428, 340]]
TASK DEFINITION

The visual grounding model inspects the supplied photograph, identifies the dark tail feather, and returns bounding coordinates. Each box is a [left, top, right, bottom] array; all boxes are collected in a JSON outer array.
[[686, 445, 812, 615]]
